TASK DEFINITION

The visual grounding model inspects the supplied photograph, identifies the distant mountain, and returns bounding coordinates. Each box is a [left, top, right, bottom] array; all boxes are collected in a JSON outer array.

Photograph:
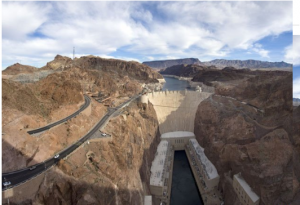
[[143, 58, 201, 70], [293, 98, 300, 106], [144, 58, 292, 70], [203, 59, 292, 69], [2, 63, 38, 75]]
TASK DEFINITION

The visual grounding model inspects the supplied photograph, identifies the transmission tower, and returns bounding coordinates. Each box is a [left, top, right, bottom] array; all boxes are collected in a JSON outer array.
[[73, 47, 75, 60]]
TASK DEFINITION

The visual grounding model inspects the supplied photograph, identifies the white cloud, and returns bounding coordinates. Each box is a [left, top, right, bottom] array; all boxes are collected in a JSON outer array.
[[284, 36, 300, 65], [293, 77, 300, 98], [2, 2, 51, 40], [251, 44, 270, 58], [2, 1, 292, 69]]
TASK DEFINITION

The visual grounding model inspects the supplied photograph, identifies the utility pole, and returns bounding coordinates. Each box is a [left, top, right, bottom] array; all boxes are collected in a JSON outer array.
[[73, 47, 75, 60], [72, 47, 75, 69]]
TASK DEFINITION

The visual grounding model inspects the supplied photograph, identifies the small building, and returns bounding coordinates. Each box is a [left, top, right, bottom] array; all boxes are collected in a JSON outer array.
[[187, 139, 219, 192], [161, 131, 195, 150], [195, 85, 202, 92], [233, 173, 260, 205], [144, 196, 152, 205], [150, 140, 174, 204]]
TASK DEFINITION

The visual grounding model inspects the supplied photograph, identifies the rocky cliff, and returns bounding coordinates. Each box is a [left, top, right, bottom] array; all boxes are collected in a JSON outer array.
[[159, 64, 217, 77], [194, 71, 297, 205], [143, 58, 201, 70], [4, 101, 160, 205], [2, 63, 38, 75], [40, 55, 73, 71], [2, 54, 163, 173], [74, 55, 163, 83], [292, 106, 300, 204]]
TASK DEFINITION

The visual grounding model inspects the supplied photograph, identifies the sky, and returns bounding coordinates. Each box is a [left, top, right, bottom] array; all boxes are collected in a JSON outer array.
[[2, 1, 293, 70], [293, 36, 300, 98]]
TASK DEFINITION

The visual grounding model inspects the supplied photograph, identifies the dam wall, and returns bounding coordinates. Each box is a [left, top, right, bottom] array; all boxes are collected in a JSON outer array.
[[147, 90, 212, 134]]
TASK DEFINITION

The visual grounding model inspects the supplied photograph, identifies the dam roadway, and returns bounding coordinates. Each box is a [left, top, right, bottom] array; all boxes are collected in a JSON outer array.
[[27, 94, 91, 135], [2, 94, 140, 191]]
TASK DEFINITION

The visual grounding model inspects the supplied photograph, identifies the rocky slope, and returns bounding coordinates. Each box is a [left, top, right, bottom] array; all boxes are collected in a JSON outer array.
[[2, 54, 163, 172], [40, 55, 73, 71], [194, 71, 297, 205], [143, 58, 201, 70], [5, 101, 160, 205], [191, 68, 250, 85], [159, 64, 217, 77], [203, 59, 292, 69], [292, 106, 300, 204], [2, 63, 38, 75], [74, 55, 163, 83]]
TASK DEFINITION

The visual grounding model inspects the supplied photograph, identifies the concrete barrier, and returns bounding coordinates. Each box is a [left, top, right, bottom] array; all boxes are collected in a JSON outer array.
[[148, 91, 211, 134]]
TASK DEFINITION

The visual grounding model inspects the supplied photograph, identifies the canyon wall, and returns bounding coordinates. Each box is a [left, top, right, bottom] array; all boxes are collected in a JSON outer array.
[[193, 71, 297, 205], [3, 101, 160, 205]]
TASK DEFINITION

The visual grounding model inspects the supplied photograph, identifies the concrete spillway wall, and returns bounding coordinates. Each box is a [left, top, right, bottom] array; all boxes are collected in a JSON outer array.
[[147, 90, 212, 134]]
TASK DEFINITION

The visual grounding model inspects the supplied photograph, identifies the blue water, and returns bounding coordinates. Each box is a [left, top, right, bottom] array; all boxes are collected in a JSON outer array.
[[162, 76, 190, 91], [170, 151, 203, 205]]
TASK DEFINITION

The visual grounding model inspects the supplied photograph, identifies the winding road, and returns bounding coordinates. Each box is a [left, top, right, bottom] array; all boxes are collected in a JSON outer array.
[[27, 95, 91, 135], [2, 94, 140, 191]]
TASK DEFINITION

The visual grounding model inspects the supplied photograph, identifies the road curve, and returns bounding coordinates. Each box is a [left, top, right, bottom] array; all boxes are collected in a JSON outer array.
[[27, 95, 91, 135], [2, 94, 140, 191]]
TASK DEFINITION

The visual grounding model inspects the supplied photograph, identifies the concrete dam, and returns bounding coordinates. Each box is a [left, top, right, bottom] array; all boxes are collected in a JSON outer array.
[[142, 90, 260, 205], [144, 90, 212, 134]]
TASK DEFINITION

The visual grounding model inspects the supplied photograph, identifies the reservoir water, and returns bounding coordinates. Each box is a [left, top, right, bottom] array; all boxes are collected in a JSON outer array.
[[162, 76, 190, 91], [170, 151, 203, 205]]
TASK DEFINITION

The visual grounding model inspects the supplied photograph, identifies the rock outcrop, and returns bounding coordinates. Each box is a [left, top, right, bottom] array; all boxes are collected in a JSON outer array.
[[4, 101, 160, 205], [2, 63, 38, 75], [143, 58, 201, 70], [160, 64, 216, 77], [194, 71, 296, 205], [2, 54, 163, 173], [74, 55, 163, 83], [40, 55, 73, 71]]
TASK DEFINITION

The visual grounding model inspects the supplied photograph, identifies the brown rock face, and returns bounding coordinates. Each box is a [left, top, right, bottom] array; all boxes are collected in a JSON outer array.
[[6, 102, 160, 205], [74, 55, 163, 83], [2, 72, 83, 118], [194, 71, 297, 205], [2, 54, 162, 173], [2, 63, 38, 75], [292, 106, 300, 204], [191, 68, 250, 85], [160, 64, 217, 77], [41, 55, 73, 71]]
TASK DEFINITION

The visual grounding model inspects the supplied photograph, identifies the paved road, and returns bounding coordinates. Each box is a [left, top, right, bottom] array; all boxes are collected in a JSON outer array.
[[27, 95, 91, 135], [2, 94, 140, 191]]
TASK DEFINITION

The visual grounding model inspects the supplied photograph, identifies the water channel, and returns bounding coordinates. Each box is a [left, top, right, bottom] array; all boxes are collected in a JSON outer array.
[[170, 151, 204, 205], [161, 76, 203, 204]]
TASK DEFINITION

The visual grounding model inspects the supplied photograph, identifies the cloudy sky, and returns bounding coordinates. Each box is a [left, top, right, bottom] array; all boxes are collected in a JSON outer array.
[[293, 35, 300, 98], [2, 1, 293, 69]]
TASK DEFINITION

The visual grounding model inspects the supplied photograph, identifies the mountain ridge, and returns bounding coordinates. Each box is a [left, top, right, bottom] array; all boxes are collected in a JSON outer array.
[[143, 58, 292, 70]]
